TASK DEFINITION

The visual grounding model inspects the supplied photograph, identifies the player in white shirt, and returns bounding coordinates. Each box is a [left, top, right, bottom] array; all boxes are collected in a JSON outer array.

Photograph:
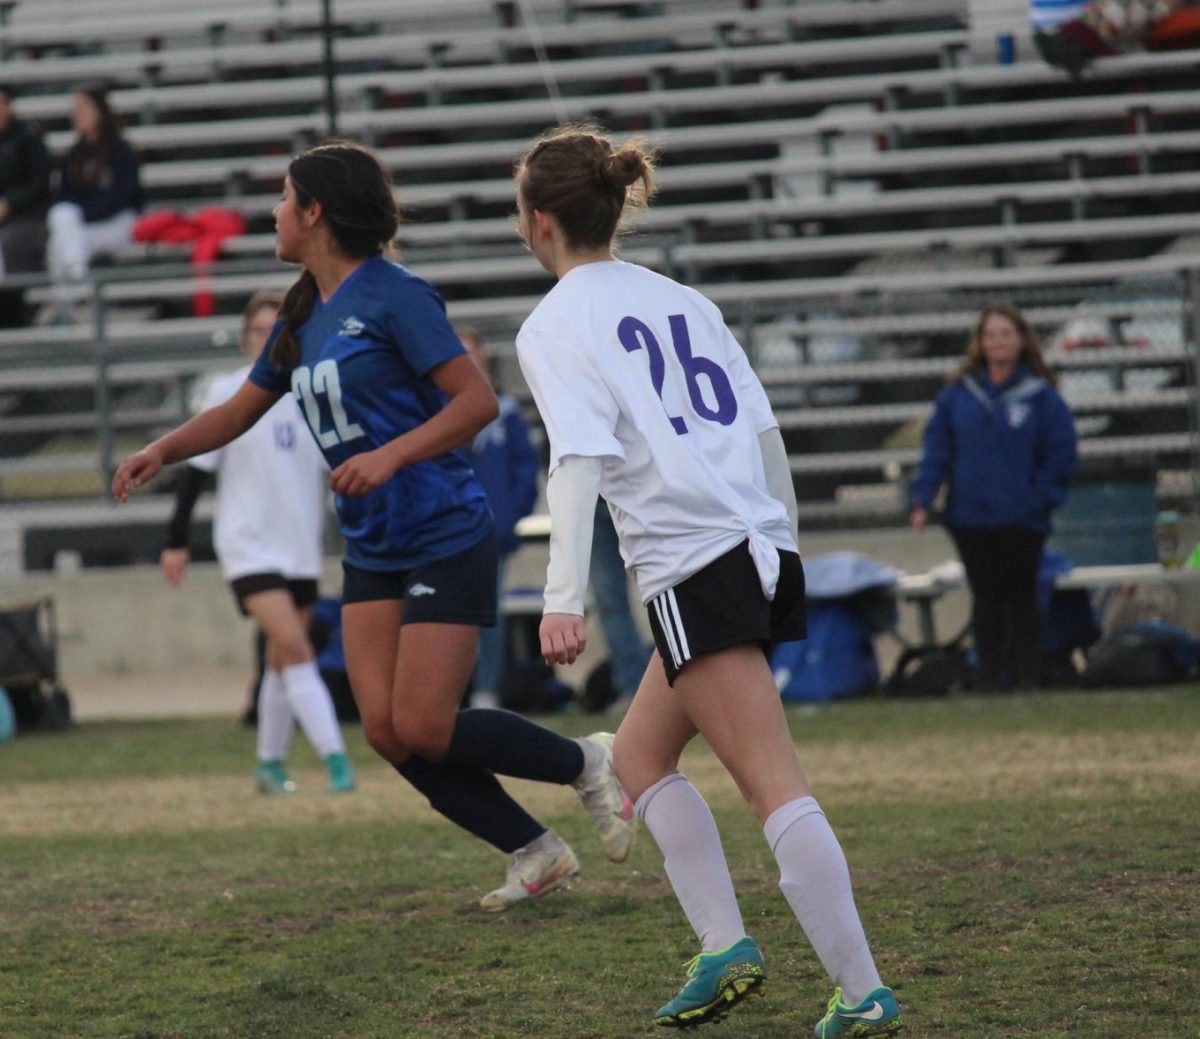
[[161, 291, 355, 796], [513, 128, 902, 1038]]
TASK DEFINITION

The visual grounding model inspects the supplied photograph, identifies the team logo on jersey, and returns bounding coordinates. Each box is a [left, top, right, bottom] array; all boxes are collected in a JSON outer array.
[[1007, 402, 1031, 428], [339, 316, 365, 337], [408, 582, 437, 597]]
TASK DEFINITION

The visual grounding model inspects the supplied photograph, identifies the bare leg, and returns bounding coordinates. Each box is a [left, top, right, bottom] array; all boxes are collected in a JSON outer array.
[[614, 653, 746, 954], [390, 622, 480, 759], [667, 643, 809, 824], [619, 645, 883, 1009], [611, 653, 697, 801], [341, 599, 406, 762], [242, 590, 313, 669]]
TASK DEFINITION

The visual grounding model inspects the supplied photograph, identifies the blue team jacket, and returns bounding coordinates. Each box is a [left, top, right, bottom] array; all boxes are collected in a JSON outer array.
[[910, 365, 1078, 534], [470, 393, 539, 557]]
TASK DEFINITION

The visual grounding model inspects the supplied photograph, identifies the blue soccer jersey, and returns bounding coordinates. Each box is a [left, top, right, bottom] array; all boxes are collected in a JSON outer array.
[[248, 254, 493, 571]]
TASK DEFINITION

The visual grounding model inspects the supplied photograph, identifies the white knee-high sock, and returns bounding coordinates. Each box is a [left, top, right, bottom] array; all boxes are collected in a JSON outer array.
[[280, 661, 345, 758], [256, 669, 293, 762], [636, 773, 745, 953], [764, 797, 882, 1006]]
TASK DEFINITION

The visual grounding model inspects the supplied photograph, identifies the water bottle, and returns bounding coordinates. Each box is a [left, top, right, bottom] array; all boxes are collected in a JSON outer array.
[[1154, 510, 1183, 569]]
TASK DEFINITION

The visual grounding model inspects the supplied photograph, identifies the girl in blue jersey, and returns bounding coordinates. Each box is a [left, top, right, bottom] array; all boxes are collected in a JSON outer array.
[[112, 140, 635, 910]]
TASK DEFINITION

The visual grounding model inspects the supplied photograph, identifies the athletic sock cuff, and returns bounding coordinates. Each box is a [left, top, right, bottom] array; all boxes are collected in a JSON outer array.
[[763, 795, 824, 855], [634, 772, 688, 821]]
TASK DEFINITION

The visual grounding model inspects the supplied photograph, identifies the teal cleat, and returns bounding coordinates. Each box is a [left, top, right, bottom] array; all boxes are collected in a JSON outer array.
[[325, 751, 356, 793], [813, 986, 902, 1038], [255, 760, 295, 795], [654, 936, 766, 1028]]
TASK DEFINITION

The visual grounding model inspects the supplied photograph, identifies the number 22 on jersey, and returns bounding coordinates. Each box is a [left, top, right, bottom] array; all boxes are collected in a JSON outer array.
[[291, 359, 365, 448], [618, 314, 737, 435]]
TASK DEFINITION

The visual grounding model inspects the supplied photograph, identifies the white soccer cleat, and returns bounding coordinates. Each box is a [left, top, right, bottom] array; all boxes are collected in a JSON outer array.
[[574, 732, 637, 863], [479, 835, 580, 912]]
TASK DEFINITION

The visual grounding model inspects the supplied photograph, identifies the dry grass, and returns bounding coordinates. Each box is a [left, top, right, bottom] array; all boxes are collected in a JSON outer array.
[[3, 692, 1198, 1039], [5, 721, 1197, 837]]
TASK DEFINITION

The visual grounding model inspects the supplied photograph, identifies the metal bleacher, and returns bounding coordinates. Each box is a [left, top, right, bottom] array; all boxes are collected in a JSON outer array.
[[0, 0, 1198, 569]]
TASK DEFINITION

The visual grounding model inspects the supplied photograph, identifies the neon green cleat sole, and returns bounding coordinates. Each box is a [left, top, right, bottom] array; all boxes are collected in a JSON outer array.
[[655, 970, 765, 1028], [654, 937, 767, 1028]]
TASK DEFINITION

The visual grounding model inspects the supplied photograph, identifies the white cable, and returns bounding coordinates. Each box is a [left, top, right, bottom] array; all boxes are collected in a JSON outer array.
[[515, 0, 569, 124]]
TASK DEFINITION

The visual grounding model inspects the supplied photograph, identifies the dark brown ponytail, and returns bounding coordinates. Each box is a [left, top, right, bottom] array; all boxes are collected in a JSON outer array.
[[270, 270, 318, 371]]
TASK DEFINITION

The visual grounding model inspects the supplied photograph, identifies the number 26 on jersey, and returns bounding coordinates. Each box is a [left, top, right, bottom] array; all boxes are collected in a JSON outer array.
[[618, 314, 737, 435]]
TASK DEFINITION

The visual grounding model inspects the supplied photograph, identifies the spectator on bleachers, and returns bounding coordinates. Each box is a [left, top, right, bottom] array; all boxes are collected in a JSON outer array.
[[45, 83, 142, 321], [457, 325, 540, 710], [910, 302, 1078, 692], [1033, 0, 1184, 77], [1031, 0, 1092, 32], [0, 83, 51, 328]]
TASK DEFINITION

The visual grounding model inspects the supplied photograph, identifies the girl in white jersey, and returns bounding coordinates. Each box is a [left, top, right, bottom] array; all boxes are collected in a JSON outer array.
[[513, 127, 903, 1038], [160, 291, 355, 796]]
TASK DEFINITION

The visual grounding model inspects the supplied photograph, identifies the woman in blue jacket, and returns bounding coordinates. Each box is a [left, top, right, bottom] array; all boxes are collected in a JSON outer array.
[[910, 302, 1077, 691]]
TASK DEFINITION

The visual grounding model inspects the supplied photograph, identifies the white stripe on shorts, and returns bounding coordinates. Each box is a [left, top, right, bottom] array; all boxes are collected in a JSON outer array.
[[651, 594, 681, 667], [666, 589, 692, 662], [652, 589, 693, 670]]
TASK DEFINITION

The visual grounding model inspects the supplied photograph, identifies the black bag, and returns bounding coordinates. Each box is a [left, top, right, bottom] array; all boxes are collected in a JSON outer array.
[[0, 598, 70, 733], [886, 645, 972, 697], [499, 658, 574, 714], [580, 659, 617, 714], [1081, 622, 1200, 687]]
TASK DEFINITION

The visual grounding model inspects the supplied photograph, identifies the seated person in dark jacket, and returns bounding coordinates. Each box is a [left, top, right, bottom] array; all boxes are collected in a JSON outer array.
[[46, 83, 142, 318], [0, 83, 51, 327]]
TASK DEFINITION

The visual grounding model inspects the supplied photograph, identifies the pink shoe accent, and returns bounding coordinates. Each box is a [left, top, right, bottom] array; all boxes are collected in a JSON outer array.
[[522, 857, 574, 897]]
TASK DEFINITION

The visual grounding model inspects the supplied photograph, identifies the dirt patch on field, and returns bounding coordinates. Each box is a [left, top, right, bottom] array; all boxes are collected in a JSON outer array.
[[2, 729, 1197, 838]]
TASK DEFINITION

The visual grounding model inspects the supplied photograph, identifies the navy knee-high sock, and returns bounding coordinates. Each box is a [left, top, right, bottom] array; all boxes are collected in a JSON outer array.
[[442, 708, 585, 784], [396, 756, 544, 854]]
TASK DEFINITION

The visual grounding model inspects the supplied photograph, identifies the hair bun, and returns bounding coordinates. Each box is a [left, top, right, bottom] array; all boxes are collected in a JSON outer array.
[[601, 149, 646, 190]]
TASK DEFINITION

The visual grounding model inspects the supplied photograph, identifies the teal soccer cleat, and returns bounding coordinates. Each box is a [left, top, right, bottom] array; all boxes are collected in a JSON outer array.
[[255, 760, 295, 795], [813, 986, 902, 1038], [325, 751, 356, 793], [654, 936, 766, 1028]]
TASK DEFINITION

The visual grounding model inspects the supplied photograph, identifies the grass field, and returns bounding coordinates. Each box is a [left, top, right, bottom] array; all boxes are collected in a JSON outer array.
[[2, 689, 1198, 1039]]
